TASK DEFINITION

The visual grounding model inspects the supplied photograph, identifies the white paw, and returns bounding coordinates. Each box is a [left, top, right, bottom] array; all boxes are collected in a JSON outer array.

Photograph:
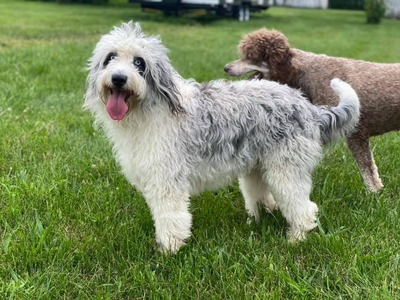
[[154, 210, 192, 254], [156, 236, 186, 254], [286, 228, 306, 243], [262, 193, 278, 212], [246, 209, 260, 225]]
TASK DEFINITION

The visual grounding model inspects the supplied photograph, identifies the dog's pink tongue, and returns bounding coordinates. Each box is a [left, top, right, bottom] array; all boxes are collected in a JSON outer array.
[[106, 91, 128, 121]]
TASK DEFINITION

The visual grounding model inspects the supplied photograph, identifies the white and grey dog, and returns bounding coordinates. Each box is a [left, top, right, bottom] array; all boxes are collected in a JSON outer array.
[[85, 22, 360, 253]]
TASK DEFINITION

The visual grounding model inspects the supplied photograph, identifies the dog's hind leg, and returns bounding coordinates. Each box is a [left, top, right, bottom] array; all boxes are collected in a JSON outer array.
[[143, 188, 192, 253], [347, 132, 383, 192], [262, 163, 318, 242], [239, 167, 277, 224]]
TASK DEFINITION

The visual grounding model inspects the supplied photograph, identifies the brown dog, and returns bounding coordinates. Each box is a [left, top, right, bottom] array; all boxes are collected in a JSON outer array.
[[224, 28, 400, 192]]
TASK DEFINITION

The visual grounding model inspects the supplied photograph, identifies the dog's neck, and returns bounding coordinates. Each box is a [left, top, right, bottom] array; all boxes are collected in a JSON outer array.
[[269, 49, 304, 93]]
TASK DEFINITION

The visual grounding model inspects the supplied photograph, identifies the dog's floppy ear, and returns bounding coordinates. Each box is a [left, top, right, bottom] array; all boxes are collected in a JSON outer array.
[[145, 60, 185, 115], [263, 30, 291, 65]]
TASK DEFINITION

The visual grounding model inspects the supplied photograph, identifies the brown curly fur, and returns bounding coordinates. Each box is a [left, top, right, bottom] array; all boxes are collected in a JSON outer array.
[[238, 30, 295, 82], [225, 28, 400, 192]]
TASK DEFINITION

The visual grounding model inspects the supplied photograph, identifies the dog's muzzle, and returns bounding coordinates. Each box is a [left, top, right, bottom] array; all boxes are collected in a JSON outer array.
[[224, 60, 269, 81]]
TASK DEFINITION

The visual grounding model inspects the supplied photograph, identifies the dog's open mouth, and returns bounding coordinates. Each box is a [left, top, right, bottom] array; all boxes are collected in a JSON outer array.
[[248, 71, 264, 80], [106, 89, 131, 121]]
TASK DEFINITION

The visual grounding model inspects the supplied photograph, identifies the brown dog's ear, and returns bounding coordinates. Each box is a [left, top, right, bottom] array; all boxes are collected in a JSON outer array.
[[263, 30, 291, 65]]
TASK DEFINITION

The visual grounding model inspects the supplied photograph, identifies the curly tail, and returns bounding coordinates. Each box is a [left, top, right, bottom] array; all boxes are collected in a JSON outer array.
[[319, 78, 360, 144]]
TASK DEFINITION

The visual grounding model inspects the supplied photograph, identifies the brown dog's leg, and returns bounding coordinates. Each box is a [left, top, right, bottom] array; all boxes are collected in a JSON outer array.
[[347, 131, 384, 192]]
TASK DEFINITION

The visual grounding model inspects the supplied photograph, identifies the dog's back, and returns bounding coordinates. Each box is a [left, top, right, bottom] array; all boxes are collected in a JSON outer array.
[[293, 49, 400, 136]]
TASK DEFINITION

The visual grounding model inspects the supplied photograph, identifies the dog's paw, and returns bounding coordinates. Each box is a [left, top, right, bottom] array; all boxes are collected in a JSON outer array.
[[364, 173, 384, 193], [156, 236, 187, 254], [286, 228, 307, 243], [246, 208, 261, 225], [285, 201, 318, 243], [246, 216, 258, 225], [262, 193, 278, 213], [153, 210, 192, 254]]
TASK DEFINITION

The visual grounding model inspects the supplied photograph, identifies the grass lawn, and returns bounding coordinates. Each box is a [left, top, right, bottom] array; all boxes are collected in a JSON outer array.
[[1, 0, 400, 298]]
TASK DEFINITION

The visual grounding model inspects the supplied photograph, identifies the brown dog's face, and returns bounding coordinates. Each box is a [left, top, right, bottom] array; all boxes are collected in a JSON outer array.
[[224, 29, 290, 81], [224, 58, 270, 80]]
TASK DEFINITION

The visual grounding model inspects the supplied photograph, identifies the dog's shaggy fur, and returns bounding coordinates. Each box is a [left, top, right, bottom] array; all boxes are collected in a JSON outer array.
[[224, 28, 400, 192], [85, 22, 360, 253]]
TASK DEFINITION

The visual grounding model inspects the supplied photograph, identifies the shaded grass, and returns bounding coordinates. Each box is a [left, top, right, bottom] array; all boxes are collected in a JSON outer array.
[[0, 0, 400, 298]]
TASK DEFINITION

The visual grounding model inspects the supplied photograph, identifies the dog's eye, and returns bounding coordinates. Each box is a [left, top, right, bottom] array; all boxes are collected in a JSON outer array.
[[104, 52, 117, 67], [133, 57, 146, 75], [133, 57, 144, 67]]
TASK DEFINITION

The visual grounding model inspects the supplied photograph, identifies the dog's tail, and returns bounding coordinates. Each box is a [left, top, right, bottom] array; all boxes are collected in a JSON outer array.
[[319, 78, 360, 144]]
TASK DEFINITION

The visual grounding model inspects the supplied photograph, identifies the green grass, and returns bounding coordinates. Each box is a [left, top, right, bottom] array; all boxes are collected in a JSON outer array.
[[1, 0, 400, 298]]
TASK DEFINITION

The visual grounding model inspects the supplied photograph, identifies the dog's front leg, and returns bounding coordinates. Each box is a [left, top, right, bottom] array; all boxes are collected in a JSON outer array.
[[144, 188, 192, 253]]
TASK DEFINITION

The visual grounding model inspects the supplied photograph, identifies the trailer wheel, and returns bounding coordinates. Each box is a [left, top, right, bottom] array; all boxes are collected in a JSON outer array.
[[233, 4, 250, 21]]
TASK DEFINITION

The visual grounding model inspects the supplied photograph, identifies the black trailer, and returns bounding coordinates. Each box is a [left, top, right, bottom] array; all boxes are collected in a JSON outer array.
[[130, 0, 271, 21]]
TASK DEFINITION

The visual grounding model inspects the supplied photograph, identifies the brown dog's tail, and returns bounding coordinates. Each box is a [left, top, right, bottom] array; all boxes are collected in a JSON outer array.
[[319, 78, 360, 144]]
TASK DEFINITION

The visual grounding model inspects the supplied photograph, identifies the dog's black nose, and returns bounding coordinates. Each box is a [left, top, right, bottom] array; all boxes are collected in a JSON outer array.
[[112, 74, 128, 88]]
